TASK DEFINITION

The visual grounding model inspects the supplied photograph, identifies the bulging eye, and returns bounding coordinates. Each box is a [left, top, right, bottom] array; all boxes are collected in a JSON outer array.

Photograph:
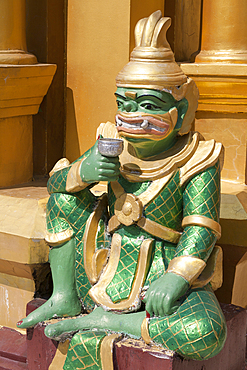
[[117, 101, 123, 108], [141, 103, 161, 111]]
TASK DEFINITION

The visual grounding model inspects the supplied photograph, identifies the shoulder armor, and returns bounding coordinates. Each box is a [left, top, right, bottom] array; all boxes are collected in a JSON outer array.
[[180, 138, 224, 186], [49, 158, 70, 177]]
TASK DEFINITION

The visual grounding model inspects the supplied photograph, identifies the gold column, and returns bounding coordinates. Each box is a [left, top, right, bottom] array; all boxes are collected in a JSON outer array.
[[0, 0, 37, 64], [180, 0, 247, 309], [196, 0, 247, 63]]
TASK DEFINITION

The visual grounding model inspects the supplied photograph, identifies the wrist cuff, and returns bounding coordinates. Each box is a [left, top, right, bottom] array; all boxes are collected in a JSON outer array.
[[167, 256, 206, 285], [66, 159, 88, 192]]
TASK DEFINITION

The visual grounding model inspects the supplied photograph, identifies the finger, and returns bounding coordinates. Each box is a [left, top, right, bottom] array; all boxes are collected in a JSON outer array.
[[98, 169, 120, 177], [156, 294, 166, 317], [99, 156, 120, 165], [99, 162, 120, 170], [145, 293, 154, 317]]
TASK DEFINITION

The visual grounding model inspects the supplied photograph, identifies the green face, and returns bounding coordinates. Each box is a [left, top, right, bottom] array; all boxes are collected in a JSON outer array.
[[115, 87, 188, 158]]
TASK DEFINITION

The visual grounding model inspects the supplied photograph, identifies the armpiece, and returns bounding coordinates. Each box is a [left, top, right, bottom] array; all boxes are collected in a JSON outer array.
[[167, 256, 206, 285], [182, 215, 221, 239], [66, 159, 89, 192]]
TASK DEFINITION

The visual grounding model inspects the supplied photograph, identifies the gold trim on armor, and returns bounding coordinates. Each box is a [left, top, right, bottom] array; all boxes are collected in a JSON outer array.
[[192, 246, 223, 291], [182, 215, 221, 239], [137, 217, 181, 244], [119, 132, 198, 182], [141, 318, 152, 345], [89, 235, 154, 312], [83, 194, 109, 285], [45, 229, 74, 247], [49, 158, 70, 177], [180, 141, 224, 186], [100, 334, 123, 370], [66, 160, 89, 193], [167, 256, 206, 285]]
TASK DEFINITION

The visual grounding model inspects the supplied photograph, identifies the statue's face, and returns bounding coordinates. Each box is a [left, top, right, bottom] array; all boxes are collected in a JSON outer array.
[[115, 87, 188, 158]]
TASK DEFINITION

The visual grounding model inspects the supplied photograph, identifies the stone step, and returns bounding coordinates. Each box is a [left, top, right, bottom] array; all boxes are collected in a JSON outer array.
[[0, 327, 27, 370]]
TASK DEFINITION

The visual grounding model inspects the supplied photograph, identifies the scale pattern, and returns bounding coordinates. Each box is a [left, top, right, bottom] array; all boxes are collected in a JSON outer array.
[[63, 331, 108, 370], [148, 285, 226, 360]]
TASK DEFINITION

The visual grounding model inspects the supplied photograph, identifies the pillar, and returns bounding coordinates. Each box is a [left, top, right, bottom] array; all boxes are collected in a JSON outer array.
[[0, 0, 37, 65], [196, 0, 247, 63], [180, 0, 247, 308]]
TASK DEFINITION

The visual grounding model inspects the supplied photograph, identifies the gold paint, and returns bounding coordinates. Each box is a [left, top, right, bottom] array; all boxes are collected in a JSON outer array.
[[0, 190, 49, 265], [107, 215, 121, 233], [92, 248, 109, 281], [193, 115, 246, 183], [66, 160, 88, 193], [0, 272, 35, 292], [45, 229, 73, 247], [182, 215, 221, 240], [0, 259, 33, 280], [120, 132, 199, 181], [49, 339, 70, 370], [141, 318, 152, 345], [0, 0, 37, 64], [231, 252, 247, 308], [115, 193, 143, 226], [125, 91, 137, 100], [195, 0, 247, 64], [181, 63, 247, 114], [0, 273, 34, 330], [89, 236, 154, 312], [192, 246, 223, 291], [138, 173, 174, 205], [0, 116, 32, 186], [0, 64, 56, 119], [116, 12, 187, 90], [167, 256, 206, 285], [49, 158, 70, 177], [137, 217, 181, 244], [100, 334, 123, 370], [110, 181, 125, 198], [180, 142, 223, 186], [83, 194, 108, 285]]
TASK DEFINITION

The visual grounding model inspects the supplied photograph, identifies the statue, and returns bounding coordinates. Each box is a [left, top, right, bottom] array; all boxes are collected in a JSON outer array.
[[17, 11, 227, 368]]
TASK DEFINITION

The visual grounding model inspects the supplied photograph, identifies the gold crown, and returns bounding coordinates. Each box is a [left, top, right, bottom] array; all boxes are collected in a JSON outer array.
[[116, 10, 199, 135]]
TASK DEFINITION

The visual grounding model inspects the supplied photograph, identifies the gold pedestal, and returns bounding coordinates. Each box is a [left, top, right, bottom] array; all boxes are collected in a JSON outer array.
[[0, 182, 49, 332]]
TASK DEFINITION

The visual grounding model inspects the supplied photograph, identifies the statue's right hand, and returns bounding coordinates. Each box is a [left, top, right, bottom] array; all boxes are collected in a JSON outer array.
[[79, 140, 121, 183]]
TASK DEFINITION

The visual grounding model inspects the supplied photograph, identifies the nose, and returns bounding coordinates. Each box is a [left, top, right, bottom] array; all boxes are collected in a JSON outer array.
[[123, 100, 138, 112]]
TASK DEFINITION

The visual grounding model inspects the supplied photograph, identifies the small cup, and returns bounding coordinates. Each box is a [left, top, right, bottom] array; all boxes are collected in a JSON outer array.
[[98, 138, 124, 157]]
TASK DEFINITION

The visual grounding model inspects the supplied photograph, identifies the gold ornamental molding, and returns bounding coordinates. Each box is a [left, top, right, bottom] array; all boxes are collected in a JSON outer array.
[[180, 63, 247, 113], [0, 64, 56, 119]]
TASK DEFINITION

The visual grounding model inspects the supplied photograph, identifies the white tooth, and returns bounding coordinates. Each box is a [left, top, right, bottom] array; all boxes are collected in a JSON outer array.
[[141, 119, 149, 128]]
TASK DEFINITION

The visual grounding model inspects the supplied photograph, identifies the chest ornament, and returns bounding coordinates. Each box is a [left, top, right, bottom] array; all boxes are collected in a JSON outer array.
[[108, 178, 182, 244]]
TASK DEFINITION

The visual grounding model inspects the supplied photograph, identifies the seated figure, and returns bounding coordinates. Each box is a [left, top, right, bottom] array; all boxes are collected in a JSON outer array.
[[17, 11, 227, 369]]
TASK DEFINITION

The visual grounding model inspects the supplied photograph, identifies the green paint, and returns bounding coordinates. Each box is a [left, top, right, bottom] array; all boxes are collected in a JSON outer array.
[[17, 239, 81, 329], [115, 87, 188, 158]]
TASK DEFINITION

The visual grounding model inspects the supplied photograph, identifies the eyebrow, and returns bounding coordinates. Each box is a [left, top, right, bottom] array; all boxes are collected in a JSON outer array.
[[136, 94, 167, 103]]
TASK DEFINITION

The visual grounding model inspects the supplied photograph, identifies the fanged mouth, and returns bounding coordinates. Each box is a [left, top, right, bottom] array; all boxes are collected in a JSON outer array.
[[115, 114, 170, 136]]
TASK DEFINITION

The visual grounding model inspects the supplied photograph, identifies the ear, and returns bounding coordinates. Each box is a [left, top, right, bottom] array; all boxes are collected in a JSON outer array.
[[175, 98, 188, 131]]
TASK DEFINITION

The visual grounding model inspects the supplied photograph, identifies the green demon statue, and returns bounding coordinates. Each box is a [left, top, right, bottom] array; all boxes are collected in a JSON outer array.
[[17, 11, 226, 369]]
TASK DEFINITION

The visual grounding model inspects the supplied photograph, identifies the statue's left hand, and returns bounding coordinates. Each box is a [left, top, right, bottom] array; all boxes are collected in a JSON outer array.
[[143, 272, 189, 317]]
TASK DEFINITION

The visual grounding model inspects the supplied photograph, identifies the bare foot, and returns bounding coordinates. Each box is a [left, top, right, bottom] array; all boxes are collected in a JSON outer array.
[[16, 293, 82, 329], [44, 307, 108, 340]]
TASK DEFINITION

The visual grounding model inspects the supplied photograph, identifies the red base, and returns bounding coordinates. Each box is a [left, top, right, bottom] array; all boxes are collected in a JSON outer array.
[[0, 327, 27, 370], [1, 301, 246, 370], [114, 304, 247, 370], [26, 299, 58, 370]]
